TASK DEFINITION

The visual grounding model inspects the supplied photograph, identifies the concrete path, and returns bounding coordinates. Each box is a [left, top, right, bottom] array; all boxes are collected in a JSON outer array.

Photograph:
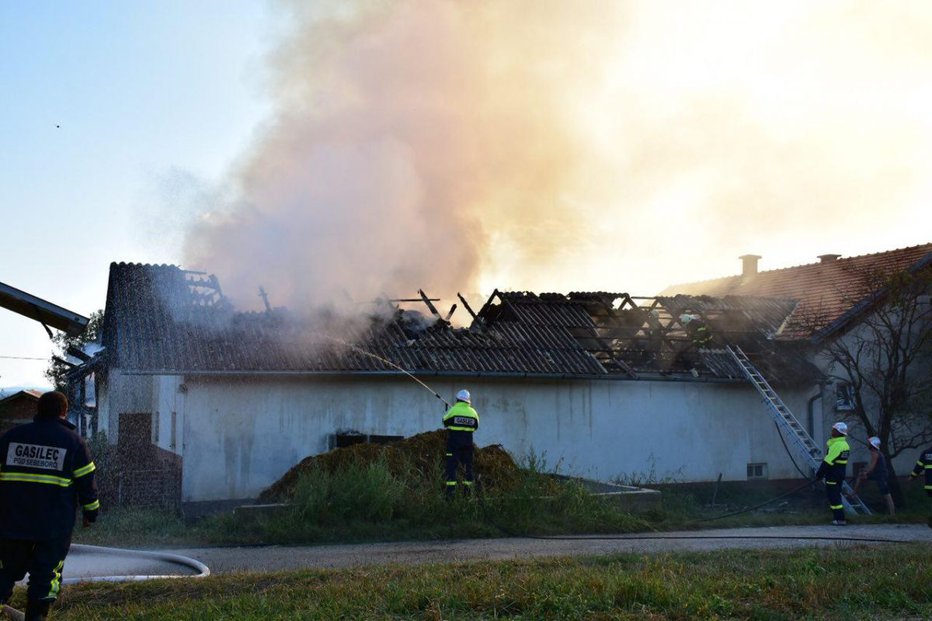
[[58, 524, 931, 580], [167, 524, 932, 575]]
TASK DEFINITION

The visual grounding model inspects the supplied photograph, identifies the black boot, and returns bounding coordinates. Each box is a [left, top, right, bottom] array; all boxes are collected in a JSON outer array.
[[25, 599, 50, 621]]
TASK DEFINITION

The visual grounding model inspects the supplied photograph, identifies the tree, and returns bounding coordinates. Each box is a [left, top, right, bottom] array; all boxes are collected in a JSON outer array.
[[818, 266, 932, 506], [45, 309, 104, 392]]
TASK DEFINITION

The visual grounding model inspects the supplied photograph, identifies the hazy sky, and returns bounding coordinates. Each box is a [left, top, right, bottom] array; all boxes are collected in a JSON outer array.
[[1, 1, 274, 387], [3, 1, 931, 388]]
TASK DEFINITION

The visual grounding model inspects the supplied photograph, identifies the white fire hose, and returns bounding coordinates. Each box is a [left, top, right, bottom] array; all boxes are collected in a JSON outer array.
[[1, 545, 209, 621], [63, 544, 210, 584]]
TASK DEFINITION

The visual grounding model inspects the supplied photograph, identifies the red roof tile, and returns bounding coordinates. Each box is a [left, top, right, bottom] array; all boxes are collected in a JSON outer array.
[[661, 243, 932, 339]]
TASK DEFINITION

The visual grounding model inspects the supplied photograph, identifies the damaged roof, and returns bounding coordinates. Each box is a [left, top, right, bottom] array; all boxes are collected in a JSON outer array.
[[661, 243, 932, 339], [95, 262, 817, 384]]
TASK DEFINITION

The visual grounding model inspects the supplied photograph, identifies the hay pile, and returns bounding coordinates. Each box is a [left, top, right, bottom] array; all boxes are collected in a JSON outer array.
[[259, 430, 521, 502]]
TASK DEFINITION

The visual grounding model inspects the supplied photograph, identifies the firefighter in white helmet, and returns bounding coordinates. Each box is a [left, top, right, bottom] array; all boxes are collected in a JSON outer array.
[[814, 422, 851, 525], [442, 389, 479, 499], [849, 436, 894, 515]]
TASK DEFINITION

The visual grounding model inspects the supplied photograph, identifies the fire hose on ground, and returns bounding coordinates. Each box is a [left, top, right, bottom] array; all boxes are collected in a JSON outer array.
[[1, 545, 209, 621], [63, 544, 210, 584]]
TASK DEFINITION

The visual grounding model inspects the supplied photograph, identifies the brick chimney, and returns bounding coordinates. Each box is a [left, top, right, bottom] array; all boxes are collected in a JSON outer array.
[[818, 254, 841, 264], [739, 254, 762, 276]]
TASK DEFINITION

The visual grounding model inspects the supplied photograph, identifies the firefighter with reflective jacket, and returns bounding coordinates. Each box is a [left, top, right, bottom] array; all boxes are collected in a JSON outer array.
[[443, 389, 479, 499], [910, 444, 932, 527], [814, 421, 850, 525], [678, 313, 711, 348], [0, 391, 99, 621], [909, 445, 932, 496]]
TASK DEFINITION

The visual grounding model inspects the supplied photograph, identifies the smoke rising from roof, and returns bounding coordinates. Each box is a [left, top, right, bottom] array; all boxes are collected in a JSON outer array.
[[183, 1, 932, 311]]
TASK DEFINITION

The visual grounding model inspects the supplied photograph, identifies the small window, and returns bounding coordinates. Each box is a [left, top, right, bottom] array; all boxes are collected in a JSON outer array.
[[332, 431, 367, 449], [747, 463, 768, 480], [330, 432, 404, 450], [83, 372, 96, 407], [368, 434, 404, 445], [835, 382, 856, 411]]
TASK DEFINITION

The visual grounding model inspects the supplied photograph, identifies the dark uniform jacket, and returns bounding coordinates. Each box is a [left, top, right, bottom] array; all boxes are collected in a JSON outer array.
[[0, 416, 99, 540], [910, 445, 932, 490]]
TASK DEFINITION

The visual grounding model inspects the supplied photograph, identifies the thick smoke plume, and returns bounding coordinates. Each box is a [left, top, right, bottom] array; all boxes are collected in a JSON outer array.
[[184, 1, 932, 312]]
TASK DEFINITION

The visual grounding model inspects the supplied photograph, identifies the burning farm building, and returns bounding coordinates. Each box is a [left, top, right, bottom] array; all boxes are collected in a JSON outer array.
[[71, 256, 917, 510]]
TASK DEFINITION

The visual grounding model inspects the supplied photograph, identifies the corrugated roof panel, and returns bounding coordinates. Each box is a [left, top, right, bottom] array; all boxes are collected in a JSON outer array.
[[102, 263, 815, 382]]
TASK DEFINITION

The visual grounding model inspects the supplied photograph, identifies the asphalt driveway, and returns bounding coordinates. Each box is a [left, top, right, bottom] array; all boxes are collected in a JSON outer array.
[[61, 523, 930, 580]]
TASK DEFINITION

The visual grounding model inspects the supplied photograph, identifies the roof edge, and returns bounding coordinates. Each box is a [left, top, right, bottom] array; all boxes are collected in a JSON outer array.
[[811, 250, 932, 344]]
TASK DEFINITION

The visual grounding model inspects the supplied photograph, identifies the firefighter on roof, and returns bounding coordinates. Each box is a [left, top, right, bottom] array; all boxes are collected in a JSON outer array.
[[680, 313, 712, 349], [0, 391, 99, 621], [814, 421, 850, 525], [443, 389, 479, 499]]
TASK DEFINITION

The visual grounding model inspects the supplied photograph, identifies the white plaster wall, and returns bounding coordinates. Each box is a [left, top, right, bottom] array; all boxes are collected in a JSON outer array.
[[152, 375, 184, 454], [177, 375, 817, 502], [98, 370, 154, 444]]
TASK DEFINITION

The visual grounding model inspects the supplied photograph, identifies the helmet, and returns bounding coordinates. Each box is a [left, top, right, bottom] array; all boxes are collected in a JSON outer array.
[[455, 389, 471, 404], [869, 436, 881, 449], [831, 422, 848, 436]]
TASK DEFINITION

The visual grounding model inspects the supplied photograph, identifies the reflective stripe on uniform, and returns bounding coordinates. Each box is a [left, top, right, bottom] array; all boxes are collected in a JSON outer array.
[[0, 472, 72, 487], [825, 481, 837, 485], [446, 481, 457, 486], [46, 560, 64, 600], [83, 499, 100, 511], [73, 462, 96, 478], [830, 504, 843, 510]]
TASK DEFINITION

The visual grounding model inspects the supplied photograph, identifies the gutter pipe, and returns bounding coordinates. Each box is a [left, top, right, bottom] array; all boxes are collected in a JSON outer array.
[[117, 368, 745, 384], [807, 391, 821, 440]]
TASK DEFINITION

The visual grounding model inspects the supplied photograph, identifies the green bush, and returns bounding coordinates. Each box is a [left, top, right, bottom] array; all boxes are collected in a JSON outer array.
[[199, 450, 649, 545], [291, 458, 406, 524]]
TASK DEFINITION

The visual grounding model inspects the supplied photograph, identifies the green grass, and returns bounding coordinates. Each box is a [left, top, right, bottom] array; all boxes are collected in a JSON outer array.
[[77, 457, 658, 547], [647, 478, 932, 530], [18, 544, 929, 620], [57, 468, 932, 619], [72, 461, 932, 548]]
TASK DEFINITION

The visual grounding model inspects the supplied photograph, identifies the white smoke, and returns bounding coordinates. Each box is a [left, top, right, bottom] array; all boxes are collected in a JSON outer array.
[[184, 0, 932, 311]]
